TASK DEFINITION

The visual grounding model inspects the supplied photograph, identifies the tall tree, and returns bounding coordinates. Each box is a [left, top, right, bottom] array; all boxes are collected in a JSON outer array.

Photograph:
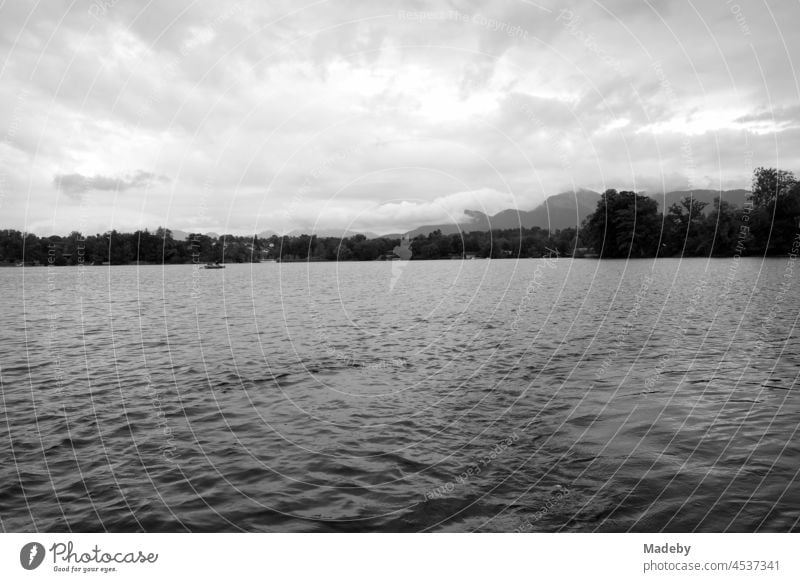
[[751, 167, 796, 209], [583, 189, 661, 257], [705, 198, 742, 256], [664, 197, 708, 256]]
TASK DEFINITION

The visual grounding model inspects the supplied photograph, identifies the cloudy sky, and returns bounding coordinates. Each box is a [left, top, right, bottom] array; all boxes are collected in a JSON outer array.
[[1, 0, 798, 236]]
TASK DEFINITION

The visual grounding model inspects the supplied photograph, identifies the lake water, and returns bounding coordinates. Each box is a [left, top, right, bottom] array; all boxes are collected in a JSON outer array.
[[1, 257, 798, 532]]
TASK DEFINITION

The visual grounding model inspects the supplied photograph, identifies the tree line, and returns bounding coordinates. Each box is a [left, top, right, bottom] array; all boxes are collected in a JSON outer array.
[[0, 228, 269, 266], [0, 225, 578, 265], [580, 167, 800, 257]]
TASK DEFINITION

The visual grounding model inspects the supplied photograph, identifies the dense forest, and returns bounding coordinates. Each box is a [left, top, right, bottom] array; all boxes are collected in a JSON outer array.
[[582, 167, 800, 258], [1, 168, 797, 266]]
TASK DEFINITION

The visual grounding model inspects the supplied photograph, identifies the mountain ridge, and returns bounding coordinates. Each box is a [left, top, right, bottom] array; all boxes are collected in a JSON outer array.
[[402, 188, 750, 238], [166, 188, 751, 240]]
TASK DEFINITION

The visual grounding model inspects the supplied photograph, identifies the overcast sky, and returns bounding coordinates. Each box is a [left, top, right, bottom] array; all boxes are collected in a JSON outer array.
[[1, 0, 798, 236]]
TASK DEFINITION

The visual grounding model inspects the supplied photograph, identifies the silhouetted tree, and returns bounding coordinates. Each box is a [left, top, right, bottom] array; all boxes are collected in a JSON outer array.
[[583, 189, 660, 257], [751, 167, 796, 209], [663, 197, 708, 256]]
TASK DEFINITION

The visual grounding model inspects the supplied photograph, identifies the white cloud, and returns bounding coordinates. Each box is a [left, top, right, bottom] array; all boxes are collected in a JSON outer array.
[[2, 0, 799, 235]]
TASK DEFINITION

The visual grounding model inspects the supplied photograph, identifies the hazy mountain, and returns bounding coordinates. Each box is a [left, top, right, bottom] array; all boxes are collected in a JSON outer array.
[[489, 189, 601, 231], [167, 229, 226, 241], [402, 188, 752, 238], [280, 228, 378, 239], [168, 230, 256, 241], [405, 209, 492, 238], [171, 189, 749, 241], [405, 189, 600, 237]]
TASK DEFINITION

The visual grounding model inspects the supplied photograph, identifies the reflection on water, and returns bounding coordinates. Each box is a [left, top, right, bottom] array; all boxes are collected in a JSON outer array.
[[0, 257, 798, 532]]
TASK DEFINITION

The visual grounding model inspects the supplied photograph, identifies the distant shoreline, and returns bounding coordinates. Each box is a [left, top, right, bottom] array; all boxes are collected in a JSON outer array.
[[3, 255, 793, 268]]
